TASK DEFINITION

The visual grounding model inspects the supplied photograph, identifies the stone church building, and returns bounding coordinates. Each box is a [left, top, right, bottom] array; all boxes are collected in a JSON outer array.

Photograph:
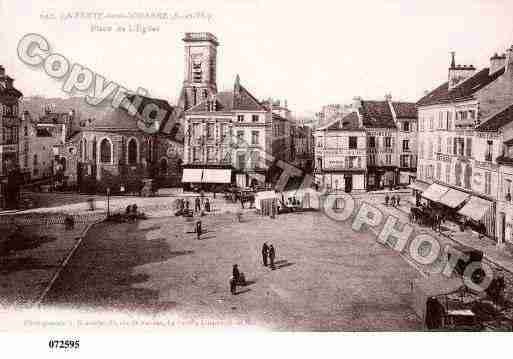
[[58, 96, 183, 193]]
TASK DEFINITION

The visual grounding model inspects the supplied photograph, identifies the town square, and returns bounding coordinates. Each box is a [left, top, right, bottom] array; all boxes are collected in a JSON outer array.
[[2, 0, 513, 338]]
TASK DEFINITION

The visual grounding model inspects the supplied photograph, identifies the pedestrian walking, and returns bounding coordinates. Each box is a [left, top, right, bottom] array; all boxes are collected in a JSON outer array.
[[396, 195, 401, 207], [230, 276, 236, 295], [262, 242, 269, 266], [240, 195, 245, 209], [390, 195, 395, 207], [185, 199, 190, 210], [233, 264, 241, 284], [204, 198, 211, 212], [384, 194, 389, 206], [195, 196, 201, 212], [196, 219, 202, 240], [269, 244, 276, 270]]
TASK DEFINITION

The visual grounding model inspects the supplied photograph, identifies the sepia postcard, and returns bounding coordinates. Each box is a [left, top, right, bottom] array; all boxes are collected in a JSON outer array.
[[1, 0, 513, 356]]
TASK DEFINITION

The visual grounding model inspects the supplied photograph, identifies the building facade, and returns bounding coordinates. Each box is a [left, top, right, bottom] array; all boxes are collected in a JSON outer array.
[[416, 47, 513, 241], [19, 106, 76, 180], [0, 65, 22, 178], [181, 33, 293, 189], [356, 96, 417, 190], [58, 98, 183, 192], [314, 112, 367, 192]]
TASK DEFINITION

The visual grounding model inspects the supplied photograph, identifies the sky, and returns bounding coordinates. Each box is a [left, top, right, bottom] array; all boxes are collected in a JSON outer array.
[[1, 0, 513, 117]]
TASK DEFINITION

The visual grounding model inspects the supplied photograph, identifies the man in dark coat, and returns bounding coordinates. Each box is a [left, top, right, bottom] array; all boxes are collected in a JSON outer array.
[[262, 242, 269, 266], [232, 264, 241, 283], [195, 197, 201, 212], [230, 276, 236, 295], [196, 220, 202, 240], [269, 245, 276, 269], [204, 198, 211, 212]]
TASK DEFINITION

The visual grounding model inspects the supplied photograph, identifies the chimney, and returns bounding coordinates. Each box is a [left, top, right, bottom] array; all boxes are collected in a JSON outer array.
[[490, 53, 506, 76], [385, 93, 392, 103], [448, 52, 476, 90], [506, 46, 513, 73]]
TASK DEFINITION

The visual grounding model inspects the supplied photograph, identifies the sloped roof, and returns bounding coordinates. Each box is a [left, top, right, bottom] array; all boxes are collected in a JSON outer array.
[[186, 82, 266, 113], [476, 103, 513, 131], [359, 100, 396, 128], [392, 101, 417, 119], [319, 112, 363, 131], [417, 67, 505, 107]]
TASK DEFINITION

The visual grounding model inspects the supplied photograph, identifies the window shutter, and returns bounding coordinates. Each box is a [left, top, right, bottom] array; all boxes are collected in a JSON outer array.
[[466, 138, 472, 157]]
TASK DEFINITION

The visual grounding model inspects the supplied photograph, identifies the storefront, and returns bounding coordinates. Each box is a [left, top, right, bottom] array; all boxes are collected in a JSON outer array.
[[181, 165, 232, 191], [457, 196, 495, 239], [408, 180, 430, 206]]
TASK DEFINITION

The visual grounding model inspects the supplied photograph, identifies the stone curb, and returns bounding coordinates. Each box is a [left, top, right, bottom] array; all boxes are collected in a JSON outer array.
[[35, 218, 105, 306]]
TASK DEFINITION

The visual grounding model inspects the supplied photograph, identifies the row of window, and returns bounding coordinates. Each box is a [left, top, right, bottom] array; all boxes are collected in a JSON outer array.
[[419, 109, 477, 132], [237, 114, 261, 123], [79, 137, 150, 165], [418, 162, 493, 195], [419, 136, 494, 161], [0, 104, 18, 117], [191, 147, 261, 168]]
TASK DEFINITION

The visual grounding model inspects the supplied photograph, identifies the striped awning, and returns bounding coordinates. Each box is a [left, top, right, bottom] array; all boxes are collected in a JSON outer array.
[[458, 196, 491, 221], [408, 180, 430, 192], [439, 189, 470, 208], [421, 183, 449, 202]]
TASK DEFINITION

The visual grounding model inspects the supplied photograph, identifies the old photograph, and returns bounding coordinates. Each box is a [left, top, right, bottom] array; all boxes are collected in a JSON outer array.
[[1, 1, 513, 348]]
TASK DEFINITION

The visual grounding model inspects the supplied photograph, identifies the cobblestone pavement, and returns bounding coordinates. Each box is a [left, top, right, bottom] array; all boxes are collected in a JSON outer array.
[[43, 211, 422, 331]]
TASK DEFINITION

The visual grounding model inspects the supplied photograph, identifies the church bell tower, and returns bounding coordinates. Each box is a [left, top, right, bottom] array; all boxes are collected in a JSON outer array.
[[181, 32, 219, 110]]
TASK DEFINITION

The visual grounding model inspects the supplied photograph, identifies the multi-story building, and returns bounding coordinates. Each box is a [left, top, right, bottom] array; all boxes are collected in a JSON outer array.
[[183, 75, 292, 188], [181, 33, 293, 189], [314, 112, 367, 192], [416, 47, 513, 241], [314, 96, 417, 192], [291, 125, 313, 172], [0, 65, 22, 178], [19, 105, 76, 180], [355, 96, 418, 190]]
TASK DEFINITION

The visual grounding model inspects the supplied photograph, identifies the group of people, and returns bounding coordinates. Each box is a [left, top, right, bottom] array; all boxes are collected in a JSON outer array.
[[177, 196, 211, 213], [384, 194, 401, 207], [229, 243, 278, 295], [125, 204, 139, 221], [261, 242, 276, 269]]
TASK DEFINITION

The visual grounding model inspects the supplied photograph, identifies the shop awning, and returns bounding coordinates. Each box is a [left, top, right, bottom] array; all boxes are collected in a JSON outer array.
[[408, 180, 430, 192], [421, 183, 449, 202], [203, 169, 231, 184], [182, 168, 203, 183], [438, 189, 470, 208], [457, 196, 491, 221]]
